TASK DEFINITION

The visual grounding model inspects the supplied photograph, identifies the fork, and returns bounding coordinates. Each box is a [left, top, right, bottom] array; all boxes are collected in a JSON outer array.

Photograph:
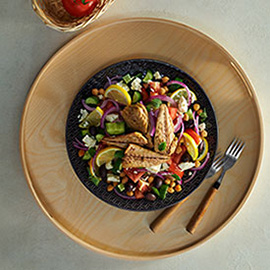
[[149, 153, 226, 233], [186, 139, 245, 234]]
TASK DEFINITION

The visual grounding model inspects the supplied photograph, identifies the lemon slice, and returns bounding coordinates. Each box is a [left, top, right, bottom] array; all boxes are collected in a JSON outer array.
[[80, 106, 103, 128], [105, 84, 131, 105], [197, 138, 209, 161], [170, 88, 197, 103], [96, 146, 122, 167], [182, 133, 199, 161]]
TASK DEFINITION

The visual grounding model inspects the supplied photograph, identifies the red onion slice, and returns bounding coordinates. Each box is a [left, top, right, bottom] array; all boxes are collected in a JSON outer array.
[[100, 106, 119, 129], [191, 153, 210, 171], [100, 99, 120, 111], [167, 81, 192, 105], [114, 188, 137, 200], [82, 100, 95, 112], [146, 95, 177, 107], [174, 115, 183, 133], [149, 110, 156, 136], [184, 171, 197, 183]]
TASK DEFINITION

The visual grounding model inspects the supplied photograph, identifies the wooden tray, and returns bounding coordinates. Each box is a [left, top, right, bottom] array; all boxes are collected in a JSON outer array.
[[20, 18, 263, 260]]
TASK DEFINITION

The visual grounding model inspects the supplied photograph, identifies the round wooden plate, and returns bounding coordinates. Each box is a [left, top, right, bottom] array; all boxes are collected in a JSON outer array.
[[20, 18, 263, 260]]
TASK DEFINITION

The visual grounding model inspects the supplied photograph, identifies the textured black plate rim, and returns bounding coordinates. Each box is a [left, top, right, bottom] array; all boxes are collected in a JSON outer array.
[[65, 58, 218, 212]]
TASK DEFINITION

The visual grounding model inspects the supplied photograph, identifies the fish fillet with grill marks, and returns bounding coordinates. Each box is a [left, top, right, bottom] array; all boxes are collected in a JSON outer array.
[[121, 104, 149, 134], [122, 144, 170, 168], [102, 132, 148, 148], [154, 104, 177, 155]]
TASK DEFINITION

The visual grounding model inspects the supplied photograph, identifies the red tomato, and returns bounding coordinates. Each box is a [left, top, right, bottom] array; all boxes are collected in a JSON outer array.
[[135, 189, 145, 199], [103, 101, 113, 111], [169, 107, 178, 121], [171, 145, 186, 164], [124, 169, 145, 183], [149, 81, 161, 93], [62, 0, 98, 17], [168, 162, 184, 179], [185, 129, 202, 145], [141, 88, 149, 101]]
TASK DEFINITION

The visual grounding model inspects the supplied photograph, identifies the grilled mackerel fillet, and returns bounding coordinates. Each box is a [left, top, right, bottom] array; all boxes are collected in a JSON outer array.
[[121, 103, 149, 134], [102, 132, 148, 148], [154, 104, 177, 155], [122, 144, 170, 168]]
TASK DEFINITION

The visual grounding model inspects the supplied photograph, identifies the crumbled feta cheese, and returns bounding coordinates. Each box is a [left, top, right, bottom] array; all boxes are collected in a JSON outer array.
[[105, 161, 113, 170], [78, 109, 88, 122], [154, 71, 162, 80], [82, 135, 96, 148], [146, 164, 161, 174], [199, 123, 206, 132], [160, 163, 170, 171], [117, 81, 130, 92], [178, 96, 188, 113], [105, 113, 119, 123], [107, 174, 120, 182], [131, 77, 142, 92], [81, 121, 89, 128], [98, 95, 103, 100], [178, 162, 195, 171]]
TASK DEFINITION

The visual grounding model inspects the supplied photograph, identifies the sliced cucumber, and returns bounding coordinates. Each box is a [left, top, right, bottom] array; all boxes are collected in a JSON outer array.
[[132, 91, 142, 103], [85, 96, 99, 105], [143, 69, 153, 83]]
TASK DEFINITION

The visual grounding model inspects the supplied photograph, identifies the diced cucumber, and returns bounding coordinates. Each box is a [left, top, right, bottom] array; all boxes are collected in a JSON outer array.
[[117, 183, 125, 192], [105, 122, 125, 135], [85, 96, 99, 105], [90, 176, 100, 186], [132, 91, 142, 103], [82, 151, 91, 160], [186, 109, 193, 120], [81, 129, 89, 136], [96, 134, 104, 142], [143, 69, 153, 83], [123, 74, 133, 84]]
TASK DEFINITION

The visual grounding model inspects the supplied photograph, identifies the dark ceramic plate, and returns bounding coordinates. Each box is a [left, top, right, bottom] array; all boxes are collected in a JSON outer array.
[[66, 59, 218, 211]]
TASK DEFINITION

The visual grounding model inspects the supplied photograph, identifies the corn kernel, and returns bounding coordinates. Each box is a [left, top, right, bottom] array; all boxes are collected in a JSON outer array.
[[126, 191, 134, 197], [162, 76, 170, 83], [168, 187, 175, 194], [170, 182, 176, 188]]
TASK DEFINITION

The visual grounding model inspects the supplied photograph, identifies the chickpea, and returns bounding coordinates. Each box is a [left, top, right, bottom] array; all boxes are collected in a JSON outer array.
[[195, 160, 201, 168], [148, 176, 155, 184], [175, 185, 182, 192], [92, 88, 99, 96], [160, 87, 166, 95], [201, 130, 208, 138], [106, 180, 111, 184], [163, 86, 169, 92], [165, 179, 171, 185], [99, 88, 105, 95], [113, 182, 118, 187], [197, 109, 203, 115], [168, 187, 175, 194], [107, 185, 114, 192], [162, 76, 170, 84], [126, 191, 134, 197], [121, 176, 129, 184], [170, 182, 176, 188], [183, 113, 189, 121], [120, 171, 126, 177], [78, 150, 85, 157], [193, 103, 200, 111]]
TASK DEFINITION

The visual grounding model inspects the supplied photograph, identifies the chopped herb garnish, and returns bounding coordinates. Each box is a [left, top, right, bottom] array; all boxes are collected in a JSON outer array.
[[112, 158, 122, 174], [172, 174, 181, 181], [158, 142, 167, 151], [114, 150, 125, 159], [88, 147, 96, 157], [186, 108, 193, 120], [175, 77, 183, 82], [159, 184, 169, 200], [151, 187, 160, 197], [199, 108, 208, 122]]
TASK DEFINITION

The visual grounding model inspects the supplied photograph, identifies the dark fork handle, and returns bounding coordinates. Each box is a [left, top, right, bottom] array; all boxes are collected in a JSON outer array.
[[186, 186, 218, 234]]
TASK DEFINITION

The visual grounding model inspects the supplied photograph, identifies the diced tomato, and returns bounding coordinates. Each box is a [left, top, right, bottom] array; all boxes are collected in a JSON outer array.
[[169, 107, 178, 121], [185, 129, 202, 145], [124, 169, 145, 183], [171, 145, 187, 164], [141, 88, 149, 101], [149, 81, 161, 93], [137, 180, 150, 193], [103, 101, 114, 111], [135, 189, 145, 199], [168, 162, 184, 179]]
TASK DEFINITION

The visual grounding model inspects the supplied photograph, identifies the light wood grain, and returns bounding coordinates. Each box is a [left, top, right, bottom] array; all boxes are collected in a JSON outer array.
[[20, 18, 263, 260]]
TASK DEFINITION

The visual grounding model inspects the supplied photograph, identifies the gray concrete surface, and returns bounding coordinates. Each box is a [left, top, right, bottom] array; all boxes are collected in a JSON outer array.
[[0, 0, 270, 269]]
